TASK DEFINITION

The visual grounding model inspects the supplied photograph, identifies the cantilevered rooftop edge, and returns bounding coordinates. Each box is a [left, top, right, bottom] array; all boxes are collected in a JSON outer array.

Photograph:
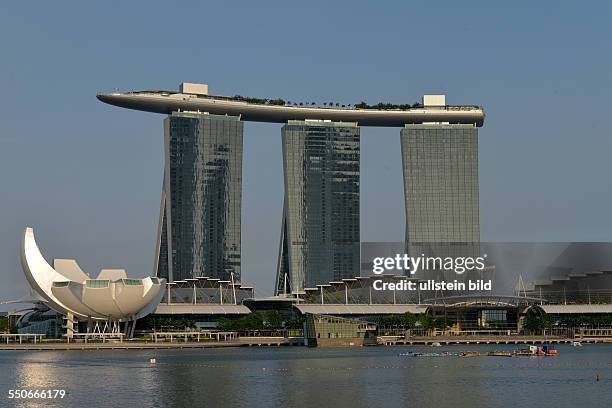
[[96, 85, 485, 127]]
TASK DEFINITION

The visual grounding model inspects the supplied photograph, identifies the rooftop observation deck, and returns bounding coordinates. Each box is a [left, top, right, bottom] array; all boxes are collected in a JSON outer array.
[[97, 84, 485, 127]]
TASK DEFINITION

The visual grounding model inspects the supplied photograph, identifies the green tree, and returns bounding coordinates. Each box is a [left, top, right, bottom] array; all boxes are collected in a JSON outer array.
[[379, 312, 417, 329], [236, 313, 264, 331], [417, 315, 436, 330], [433, 318, 449, 330], [285, 316, 305, 329], [0, 317, 8, 332], [402, 312, 417, 328], [522, 314, 554, 333], [263, 311, 283, 329], [178, 317, 196, 329], [217, 317, 235, 331]]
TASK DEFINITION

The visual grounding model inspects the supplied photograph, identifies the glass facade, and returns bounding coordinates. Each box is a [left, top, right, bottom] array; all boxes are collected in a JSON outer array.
[[17, 309, 63, 339], [85, 280, 110, 288], [121, 279, 143, 286], [276, 120, 360, 294], [401, 124, 480, 284], [156, 112, 243, 282]]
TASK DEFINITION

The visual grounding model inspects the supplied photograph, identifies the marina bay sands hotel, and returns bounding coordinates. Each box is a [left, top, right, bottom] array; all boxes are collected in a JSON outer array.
[[97, 83, 485, 295]]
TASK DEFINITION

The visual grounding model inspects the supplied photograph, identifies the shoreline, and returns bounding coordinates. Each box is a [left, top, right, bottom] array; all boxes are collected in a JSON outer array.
[[1, 336, 611, 351]]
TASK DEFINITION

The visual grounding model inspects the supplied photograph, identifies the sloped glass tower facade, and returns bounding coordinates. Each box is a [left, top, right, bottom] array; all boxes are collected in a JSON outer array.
[[155, 112, 243, 282], [401, 123, 480, 284], [276, 120, 360, 294]]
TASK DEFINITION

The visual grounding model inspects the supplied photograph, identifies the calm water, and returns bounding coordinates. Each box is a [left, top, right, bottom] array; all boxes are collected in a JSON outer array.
[[0, 345, 610, 407]]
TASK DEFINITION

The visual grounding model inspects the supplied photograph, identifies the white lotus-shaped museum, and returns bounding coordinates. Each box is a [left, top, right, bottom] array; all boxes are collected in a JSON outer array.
[[20, 227, 165, 321]]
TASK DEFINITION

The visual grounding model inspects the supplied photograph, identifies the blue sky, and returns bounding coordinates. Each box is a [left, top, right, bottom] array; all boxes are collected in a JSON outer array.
[[1, 1, 611, 303]]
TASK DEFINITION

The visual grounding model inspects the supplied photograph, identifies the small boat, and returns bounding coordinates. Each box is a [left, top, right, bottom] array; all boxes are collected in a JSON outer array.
[[487, 351, 513, 357], [399, 351, 455, 357], [461, 351, 480, 357], [399, 351, 422, 357], [431, 342, 442, 347], [572, 341, 582, 347], [513, 345, 558, 356]]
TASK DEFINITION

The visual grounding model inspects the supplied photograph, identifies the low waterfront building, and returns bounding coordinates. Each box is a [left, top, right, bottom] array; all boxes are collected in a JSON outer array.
[[16, 308, 63, 339], [144, 277, 255, 329], [145, 304, 252, 330], [304, 314, 377, 347]]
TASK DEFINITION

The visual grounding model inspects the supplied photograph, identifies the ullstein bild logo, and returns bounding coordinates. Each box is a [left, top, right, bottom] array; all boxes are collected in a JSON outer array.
[[372, 254, 486, 275]]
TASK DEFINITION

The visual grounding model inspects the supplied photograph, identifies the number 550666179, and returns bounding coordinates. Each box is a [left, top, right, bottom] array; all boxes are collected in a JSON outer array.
[[8, 389, 66, 399]]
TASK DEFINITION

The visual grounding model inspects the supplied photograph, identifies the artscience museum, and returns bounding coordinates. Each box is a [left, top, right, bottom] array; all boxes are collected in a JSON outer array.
[[20, 227, 165, 336]]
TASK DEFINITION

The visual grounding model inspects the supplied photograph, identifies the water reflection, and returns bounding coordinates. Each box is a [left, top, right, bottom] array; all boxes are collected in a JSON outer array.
[[0, 346, 610, 408]]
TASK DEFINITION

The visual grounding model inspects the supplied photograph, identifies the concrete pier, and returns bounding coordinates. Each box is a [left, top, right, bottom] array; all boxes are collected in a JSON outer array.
[[0, 337, 303, 351], [377, 335, 612, 346]]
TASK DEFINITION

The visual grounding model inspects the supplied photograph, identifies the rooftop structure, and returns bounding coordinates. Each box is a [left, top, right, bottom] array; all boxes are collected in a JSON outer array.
[[536, 304, 612, 314], [154, 304, 251, 315], [97, 83, 485, 127], [295, 304, 428, 315], [161, 276, 255, 305]]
